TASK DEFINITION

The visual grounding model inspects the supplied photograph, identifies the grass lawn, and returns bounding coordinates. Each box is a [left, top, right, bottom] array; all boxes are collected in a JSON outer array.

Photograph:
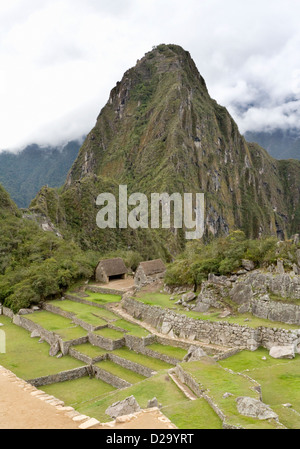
[[25, 310, 87, 340], [75, 372, 190, 423], [0, 316, 85, 380], [49, 300, 108, 327], [72, 343, 108, 359], [181, 357, 279, 429], [39, 376, 116, 408], [163, 397, 223, 429], [95, 360, 146, 384], [219, 349, 300, 429], [113, 319, 149, 337], [83, 290, 122, 304], [93, 327, 124, 340], [146, 343, 187, 360], [111, 347, 173, 371]]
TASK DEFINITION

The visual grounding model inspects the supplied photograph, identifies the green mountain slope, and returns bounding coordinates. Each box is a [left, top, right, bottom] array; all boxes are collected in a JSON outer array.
[[0, 140, 81, 208], [30, 44, 300, 257]]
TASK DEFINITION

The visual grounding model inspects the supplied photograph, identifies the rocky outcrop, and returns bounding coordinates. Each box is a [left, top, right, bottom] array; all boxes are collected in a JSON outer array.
[[183, 345, 207, 362], [236, 397, 278, 420], [105, 396, 141, 419]]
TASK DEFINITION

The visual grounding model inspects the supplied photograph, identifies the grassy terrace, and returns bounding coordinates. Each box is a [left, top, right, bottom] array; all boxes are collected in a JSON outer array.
[[0, 316, 85, 380], [146, 343, 187, 360], [39, 377, 116, 408], [72, 343, 108, 359], [219, 348, 300, 429], [75, 371, 223, 428], [111, 347, 173, 371], [93, 327, 125, 340], [49, 300, 108, 327], [135, 292, 300, 330], [113, 319, 150, 337], [25, 310, 87, 340], [68, 289, 122, 306], [95, 360, 146, 384], [180, 357, 280, 429]]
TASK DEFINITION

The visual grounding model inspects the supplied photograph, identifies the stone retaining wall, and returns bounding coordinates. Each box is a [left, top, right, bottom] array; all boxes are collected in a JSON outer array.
[[108, 353, 154, 377], [88, 332, 125, 351], [92, 365, 131, 389], [122, 297, 300, 352], [68, 347, 107, 365], [86, 286, 124, 296], [175, 365, 239, 429], [28, 366, 90, 387]]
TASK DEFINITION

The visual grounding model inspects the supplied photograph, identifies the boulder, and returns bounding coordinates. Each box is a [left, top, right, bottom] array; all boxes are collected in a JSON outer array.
[[242, 259, 255, 271], [49, 341, 60, 357], [18, 308, 33, 315], [183, 345, 207, 362], [182, 292, 196, 302], [147, 397, 159, 408], [236, 396, 278, 420], [30, 330, 40, 338], [269, 345, 295, 359], [105, 396, 141, 419]]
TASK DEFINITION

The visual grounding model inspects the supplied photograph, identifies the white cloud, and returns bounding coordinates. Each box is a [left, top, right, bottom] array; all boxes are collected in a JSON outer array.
[[1, 0, 300, 150]]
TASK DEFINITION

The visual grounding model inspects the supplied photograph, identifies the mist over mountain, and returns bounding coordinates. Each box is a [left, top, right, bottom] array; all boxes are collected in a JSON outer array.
[[244, 128, 300, 160], [0, 140, 82, 208]]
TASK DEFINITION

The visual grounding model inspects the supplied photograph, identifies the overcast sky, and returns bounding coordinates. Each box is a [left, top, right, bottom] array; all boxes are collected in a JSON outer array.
[[1, 0, 300, 151]]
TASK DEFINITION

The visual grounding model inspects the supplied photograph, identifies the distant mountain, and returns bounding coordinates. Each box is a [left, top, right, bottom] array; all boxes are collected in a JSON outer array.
[[0, 140, 82, 208], [30, 44, 300, 258], [244, 128, 300, 160]]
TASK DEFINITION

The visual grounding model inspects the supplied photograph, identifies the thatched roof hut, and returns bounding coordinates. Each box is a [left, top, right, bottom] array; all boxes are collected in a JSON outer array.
[[134, 259, 166, 286], [95, 257, 128, 283]]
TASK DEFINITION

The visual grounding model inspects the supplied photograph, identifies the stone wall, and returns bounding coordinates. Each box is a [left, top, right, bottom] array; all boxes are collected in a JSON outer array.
[[28, 366, 90, 387], [122, 297, 300, 352], [86, 286, 124, 296], [68, 347, 107, 365], [108, 353, 154, 377], [92, 365, 131, 389], [88, 332, 125, 351]]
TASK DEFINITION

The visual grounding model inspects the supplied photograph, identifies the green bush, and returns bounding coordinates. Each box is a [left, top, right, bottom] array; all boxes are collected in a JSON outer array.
[[165, 231, 299, 288]]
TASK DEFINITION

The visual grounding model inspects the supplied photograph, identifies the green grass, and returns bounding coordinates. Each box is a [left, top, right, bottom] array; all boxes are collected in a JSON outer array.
[[163, 398, 223, 429], [49, 300, 108, 327], [25, 310, 87, 340], [75, 372, 190, 423], [72, 343, 108, 359], [113, 319, 149, 337], [93, 327, 124, 340], [83, 290, 122, 304], [39, 376, 116, 407], [111, 347, 173, 371], [0, 315, 85, 380], [146, 343, 187, 360], [95, 360, 146, 384], [135, 292, 175, 308], [181, 358, 280, 429], [220, 349, 300, 429]]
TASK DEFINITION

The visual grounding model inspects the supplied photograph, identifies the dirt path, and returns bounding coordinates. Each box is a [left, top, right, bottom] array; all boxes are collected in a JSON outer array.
[[0, 366, 80, 429]]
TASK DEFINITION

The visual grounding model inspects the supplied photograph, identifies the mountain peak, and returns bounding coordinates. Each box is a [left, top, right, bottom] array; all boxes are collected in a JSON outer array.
[[31, 45, 300, 255]]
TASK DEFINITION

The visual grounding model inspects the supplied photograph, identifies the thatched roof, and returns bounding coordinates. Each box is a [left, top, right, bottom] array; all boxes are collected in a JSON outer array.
[[138, 259, 166, 276], [97, 258, 128, 276]]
